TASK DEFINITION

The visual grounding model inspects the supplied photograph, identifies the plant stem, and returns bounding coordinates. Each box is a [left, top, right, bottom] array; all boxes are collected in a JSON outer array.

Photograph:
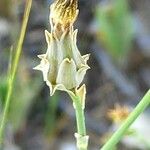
[[0, 0, 32, 144], [70, 96, 89, 150], [101, 89, 150, 150], [74, 97, 86, 136]]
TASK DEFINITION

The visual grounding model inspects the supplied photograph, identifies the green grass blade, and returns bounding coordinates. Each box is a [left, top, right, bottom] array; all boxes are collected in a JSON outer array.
[[101, 90, 150, 150], [0, 0, 32, 144]]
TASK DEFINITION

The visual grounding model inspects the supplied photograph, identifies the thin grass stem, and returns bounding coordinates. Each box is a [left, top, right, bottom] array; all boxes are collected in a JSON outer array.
[[101, 89, 150, 150], [0, 0, 32, 144]]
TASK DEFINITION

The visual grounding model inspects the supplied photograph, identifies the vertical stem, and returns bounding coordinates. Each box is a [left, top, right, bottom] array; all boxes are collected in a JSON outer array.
[[101, 90, 150, 150], [74, 97, 86, 136], [71, 96, 89, 150], [0, 0, 32, 144]]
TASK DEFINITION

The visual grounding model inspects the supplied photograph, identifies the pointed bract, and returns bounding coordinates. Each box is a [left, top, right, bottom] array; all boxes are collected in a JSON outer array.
[[56, 58, 77, 89], [76, 84, 86, 109]]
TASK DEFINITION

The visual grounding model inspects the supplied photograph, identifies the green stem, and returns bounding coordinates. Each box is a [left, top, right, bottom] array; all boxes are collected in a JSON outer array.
[[70, 96, 88, 150], [74, 97, 86, 136], [101, 89, 150, 150], [0, 0, 32, 144]]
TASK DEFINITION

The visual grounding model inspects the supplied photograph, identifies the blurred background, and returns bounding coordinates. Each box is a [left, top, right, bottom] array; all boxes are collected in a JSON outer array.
[[0, 0, 150, 149]]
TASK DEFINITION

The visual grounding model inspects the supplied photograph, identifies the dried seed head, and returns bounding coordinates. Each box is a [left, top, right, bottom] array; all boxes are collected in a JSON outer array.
[[107, 104, 130, 124], [50, 0, 79, 30]]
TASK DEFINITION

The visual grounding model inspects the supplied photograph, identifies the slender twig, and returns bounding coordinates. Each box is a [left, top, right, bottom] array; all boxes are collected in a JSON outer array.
[[101, 90, 150, 150], [0, 0, 32, 144]]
